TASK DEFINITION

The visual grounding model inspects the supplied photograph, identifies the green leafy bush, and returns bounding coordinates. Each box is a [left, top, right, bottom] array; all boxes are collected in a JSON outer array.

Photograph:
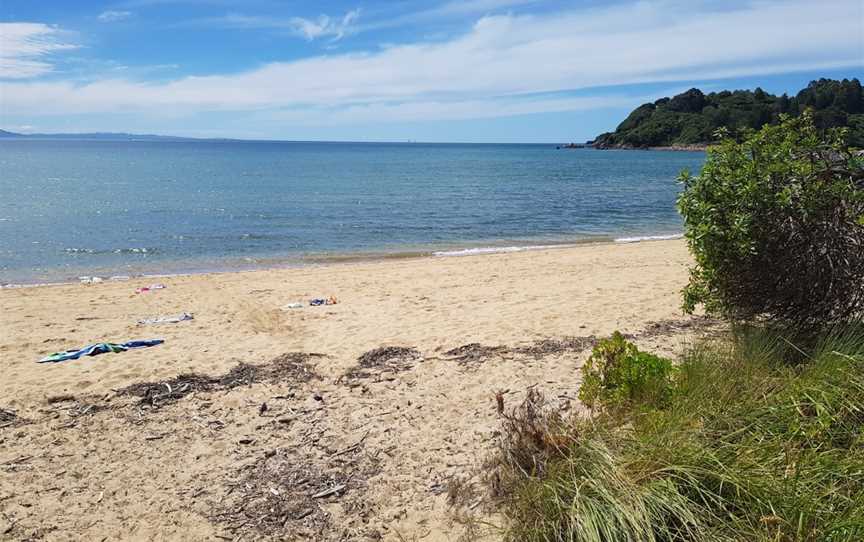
[[677, 113, 864, 332], [579, 332, 675, 410], [489, 327, 864, 542]]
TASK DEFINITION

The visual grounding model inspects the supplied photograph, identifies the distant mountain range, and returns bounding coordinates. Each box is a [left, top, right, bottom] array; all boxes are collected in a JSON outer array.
[[591, 78, 864, 149], [0, 129, 211, 141]]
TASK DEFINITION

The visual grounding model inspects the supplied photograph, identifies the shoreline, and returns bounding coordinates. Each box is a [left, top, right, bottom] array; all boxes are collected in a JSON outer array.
[[589, 144, 709, 152], [0, 232, 684, 289]]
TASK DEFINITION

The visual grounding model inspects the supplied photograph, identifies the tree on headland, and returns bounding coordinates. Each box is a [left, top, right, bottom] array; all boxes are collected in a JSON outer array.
[[593, 78, 864, 148]]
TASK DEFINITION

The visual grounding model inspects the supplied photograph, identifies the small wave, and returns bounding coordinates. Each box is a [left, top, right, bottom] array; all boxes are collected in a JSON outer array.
[[64, 247, 157, 255], [434, 244, 567, 257], [1, 281, 68, 289], [614, 233, 683, 243], [114, 247, 156, 254]]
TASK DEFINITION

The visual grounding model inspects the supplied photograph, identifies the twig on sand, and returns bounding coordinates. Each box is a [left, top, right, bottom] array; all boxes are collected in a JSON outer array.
[[1, 456, 32, 466], [312, 484, 346, 499], [330, 430, 371, 458]]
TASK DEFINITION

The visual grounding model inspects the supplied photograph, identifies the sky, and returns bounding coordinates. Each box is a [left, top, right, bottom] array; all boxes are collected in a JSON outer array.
[[0, 0, 861, 142]]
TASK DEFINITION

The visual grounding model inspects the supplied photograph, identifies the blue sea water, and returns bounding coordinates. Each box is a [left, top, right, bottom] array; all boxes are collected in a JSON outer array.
[[0, 140, 704, 284]]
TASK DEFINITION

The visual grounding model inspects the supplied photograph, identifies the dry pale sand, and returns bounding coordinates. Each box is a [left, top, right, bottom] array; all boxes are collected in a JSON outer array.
[[0, 239, 715, 541]]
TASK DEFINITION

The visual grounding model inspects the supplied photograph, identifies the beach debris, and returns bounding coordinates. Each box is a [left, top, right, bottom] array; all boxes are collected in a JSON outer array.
[[445, 475, 481, 508], [135, 283, 166, 294], [0, 408, 21, 429], [265, 352, 322, 383], [68, 403, 102, 418], [119, 353, 322, 409], [281, 302, 304, 310], [137, 312, 194, 325], [312, 484, 346, 499], [217, 362, 263, 388], [309, 296, 338, 306], [631, 316, 720, 340], [513, 335, 596, 358], [46, 394, 77, 404], [122, 373, 217, 408], [444, 343, 507, 366], [38, 339, 164, 363], [109, 275, 131, 282], [213, 440, 380, 539], [341, 346, 422, 383], [79, 276, 104, 284]]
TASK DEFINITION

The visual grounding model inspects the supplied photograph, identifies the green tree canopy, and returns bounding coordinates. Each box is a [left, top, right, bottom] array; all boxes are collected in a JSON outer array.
[[593, 78, 864, 148]]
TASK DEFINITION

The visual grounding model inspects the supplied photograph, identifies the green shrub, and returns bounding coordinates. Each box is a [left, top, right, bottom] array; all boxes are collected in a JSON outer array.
[[677, 113, 864, 332], [579, 332, 676, 410], [489, 327, 864, 542]]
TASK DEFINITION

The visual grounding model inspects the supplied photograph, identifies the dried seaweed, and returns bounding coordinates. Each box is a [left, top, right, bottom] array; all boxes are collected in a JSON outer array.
[[214, 443, 380, 540], [121, 373, 215, 407], [633, 316, 720, 340], [264, 352, 322, 383], [119, 353, 323, 409], [45, 394, 77, 404], [444, 343, 507, 366], [341, 346, 421, 382], [512, 336, 597, 358], [0, 407, 22, 428], [217, 363, 262, 388]]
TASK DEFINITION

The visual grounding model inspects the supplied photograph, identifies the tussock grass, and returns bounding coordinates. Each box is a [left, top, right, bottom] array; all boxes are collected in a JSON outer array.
[[488, 325, 864, 542]]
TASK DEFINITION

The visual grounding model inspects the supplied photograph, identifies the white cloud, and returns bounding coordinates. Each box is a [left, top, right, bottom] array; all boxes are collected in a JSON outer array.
[[1, 0, 861, 122], [420, 0, 538, 17], [200, 9, 361, 41], [0, 23, 77, 79], [292, 9, 360, 41], [98, 10, 133, 22]]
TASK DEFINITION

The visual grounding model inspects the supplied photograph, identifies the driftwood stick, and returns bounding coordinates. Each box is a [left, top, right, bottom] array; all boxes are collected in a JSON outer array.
[[311, 484, 346, 499]]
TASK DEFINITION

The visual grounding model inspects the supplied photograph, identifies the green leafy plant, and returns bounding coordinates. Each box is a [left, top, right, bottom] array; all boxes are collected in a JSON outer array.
[[579, 332, 676, 410], [677, 112, 864, 332], [489, 327, 864, 542]]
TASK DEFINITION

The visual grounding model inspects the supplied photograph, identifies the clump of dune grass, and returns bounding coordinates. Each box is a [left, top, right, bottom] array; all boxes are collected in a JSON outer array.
[[488, 325, 864, 542]]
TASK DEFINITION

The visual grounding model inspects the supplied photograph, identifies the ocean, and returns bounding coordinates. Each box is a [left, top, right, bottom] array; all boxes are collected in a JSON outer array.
[[0, 139, 704, 285]]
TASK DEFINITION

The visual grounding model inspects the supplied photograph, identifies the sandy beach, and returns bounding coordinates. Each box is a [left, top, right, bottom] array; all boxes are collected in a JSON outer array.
[[0, 239, 715, 540]]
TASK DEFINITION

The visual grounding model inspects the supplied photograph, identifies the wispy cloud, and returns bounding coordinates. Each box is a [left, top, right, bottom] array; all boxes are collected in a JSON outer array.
[[0, 23, 78, 79], [293, 9, 360, 41], [98, 10, 133, 22], [333, 0, 538, 35], [117, 0, 256, 6], [1, 0, 861, 122], [194, 9, 361, 41], [420, 0, 540, 18]]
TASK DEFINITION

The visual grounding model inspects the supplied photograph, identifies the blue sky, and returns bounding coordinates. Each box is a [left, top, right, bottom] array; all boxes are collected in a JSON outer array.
[[0, 0, 861, 142]]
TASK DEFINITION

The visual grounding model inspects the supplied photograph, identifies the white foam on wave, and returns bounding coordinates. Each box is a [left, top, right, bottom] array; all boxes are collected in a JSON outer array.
[[614, 233, 683, 243], [433, 244, 569, 257], [1, 281, 68, 290]]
